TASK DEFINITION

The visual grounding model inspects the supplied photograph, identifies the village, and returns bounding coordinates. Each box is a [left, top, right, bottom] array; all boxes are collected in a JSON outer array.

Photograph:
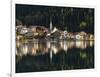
[[16, 24, 94, 41], [15, 4, 95, 73]]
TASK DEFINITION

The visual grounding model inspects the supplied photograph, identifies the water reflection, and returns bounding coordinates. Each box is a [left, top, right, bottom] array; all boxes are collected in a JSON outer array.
[[16, 40, 94, 73], [16, 40, 94, 57]]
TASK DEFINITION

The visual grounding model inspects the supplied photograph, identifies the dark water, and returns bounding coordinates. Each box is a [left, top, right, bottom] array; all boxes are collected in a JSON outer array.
[[16, 40, 94, 73]]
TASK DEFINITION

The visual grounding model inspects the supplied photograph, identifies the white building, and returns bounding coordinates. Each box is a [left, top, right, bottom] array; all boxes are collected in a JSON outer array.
[[20, 27, 29, 35]]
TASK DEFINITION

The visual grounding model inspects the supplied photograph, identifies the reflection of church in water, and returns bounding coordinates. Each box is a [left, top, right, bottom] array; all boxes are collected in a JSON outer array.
[[16, 40, 94, 57]]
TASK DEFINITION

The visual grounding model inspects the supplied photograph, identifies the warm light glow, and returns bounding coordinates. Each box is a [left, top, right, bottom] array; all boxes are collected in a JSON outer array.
[[16, 40, 94, 57], [22, 44, 28, 55], [51, 45, 58, 54]]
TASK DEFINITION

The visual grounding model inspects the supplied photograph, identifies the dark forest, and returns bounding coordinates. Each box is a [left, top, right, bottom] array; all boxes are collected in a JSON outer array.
[[16, 4, 94, 34]]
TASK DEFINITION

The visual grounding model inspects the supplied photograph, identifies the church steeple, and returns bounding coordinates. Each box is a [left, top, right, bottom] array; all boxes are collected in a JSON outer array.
[[50, 18, 52, 31]]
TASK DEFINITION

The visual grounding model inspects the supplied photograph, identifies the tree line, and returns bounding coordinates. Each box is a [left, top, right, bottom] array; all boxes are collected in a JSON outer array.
[[16, 4, 94, 34]]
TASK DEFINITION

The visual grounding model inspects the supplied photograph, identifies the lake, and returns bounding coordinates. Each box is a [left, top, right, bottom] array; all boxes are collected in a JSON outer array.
[[16, 40, 94, 73]]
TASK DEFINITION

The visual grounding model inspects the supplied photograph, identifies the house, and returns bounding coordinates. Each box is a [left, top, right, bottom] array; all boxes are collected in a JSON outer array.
[[75, 31, 87, 40], [75, 34, 82, 40], [16, 25, 23, 30], [50, 31, 61, 40], [89, 34, 94, 40], [50, 27, 61, 40], [30, 26, 48, 33], [20, 27, 29, 35], [16, 25, 28, 35]]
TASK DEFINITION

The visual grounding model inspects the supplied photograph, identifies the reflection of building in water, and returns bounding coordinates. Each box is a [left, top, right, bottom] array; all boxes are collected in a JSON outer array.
[[75, 41, 87, 49], [67, 41, 75, 49], [16, 40, 94, 59], [90, 41, 94, 47], [22, 44, 28, 55], [63, 41, 68, 51], [60, 40, 68, 52], [50, 50, 53, 62]]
